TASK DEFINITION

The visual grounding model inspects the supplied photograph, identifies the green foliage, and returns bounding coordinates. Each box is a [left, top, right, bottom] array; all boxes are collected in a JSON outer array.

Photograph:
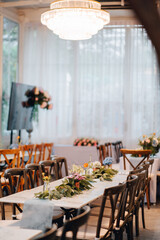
[[35, 168, 118, 200], [92, 167, 118, 181]]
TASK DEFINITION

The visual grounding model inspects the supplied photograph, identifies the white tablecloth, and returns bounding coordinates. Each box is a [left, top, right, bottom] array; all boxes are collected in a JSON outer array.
[[120, 156, 160, 203], [0, 174, 127, 209]]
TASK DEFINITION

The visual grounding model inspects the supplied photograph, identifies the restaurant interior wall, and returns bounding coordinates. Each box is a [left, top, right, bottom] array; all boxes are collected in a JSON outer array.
[[0, 7, 22, 148], [0, 7, 160, 148]]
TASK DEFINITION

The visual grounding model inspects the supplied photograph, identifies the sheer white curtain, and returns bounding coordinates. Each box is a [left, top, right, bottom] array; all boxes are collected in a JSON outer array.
[[22, 23, 160, 147]]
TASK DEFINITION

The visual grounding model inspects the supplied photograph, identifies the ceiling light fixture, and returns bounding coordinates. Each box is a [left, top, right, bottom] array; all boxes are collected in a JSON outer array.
[[41, 0, 110, 40]]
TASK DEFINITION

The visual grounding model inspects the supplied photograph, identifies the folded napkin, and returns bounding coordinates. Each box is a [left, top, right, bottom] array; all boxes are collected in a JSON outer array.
[[20, 199, 54, 231]]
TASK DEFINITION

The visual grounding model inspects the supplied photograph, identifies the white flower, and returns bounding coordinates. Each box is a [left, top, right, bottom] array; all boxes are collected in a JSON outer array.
[[152, 138, 158, 147], [70, 164, 84, 174], [92, 161, 101, 169]]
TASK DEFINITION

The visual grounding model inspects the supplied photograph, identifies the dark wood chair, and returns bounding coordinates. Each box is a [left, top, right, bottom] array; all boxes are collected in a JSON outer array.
[[116, 175, 139, 240], [97, 143, 113, 165], [33, 144, 43, 164], [25, 163, 64, 228], [25, 163, 43, 187], [112, 141, 123, 163], [42, 143, 53, 161], [120, 149, 151, 170], [56, 206, 90, 240], [74, 183, 126, 240], [129, 170, 146, 237], [4, 168, 28, 220], [97, 145, 106, 165], [143, 159, 154, 209], [39, 160, 58, 181], [31, 224, 57, 240], [105, 142, 112, 157], [55, 157, 68, 179], [90, 176, 138, 240]]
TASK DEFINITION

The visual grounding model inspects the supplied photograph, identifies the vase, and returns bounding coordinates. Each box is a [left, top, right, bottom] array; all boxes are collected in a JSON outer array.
[[43, 181, 50, 192], [30, 104, 39, 122]]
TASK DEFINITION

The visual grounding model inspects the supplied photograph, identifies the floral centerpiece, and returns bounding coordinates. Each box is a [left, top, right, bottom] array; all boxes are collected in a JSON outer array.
[[139, 133, 160, 156], [71, 161, 118, 181], [35, 161, 118, 200], [22, 87, 53, 121], [73, 138, 98, 146], [35, 173, 93, 200]]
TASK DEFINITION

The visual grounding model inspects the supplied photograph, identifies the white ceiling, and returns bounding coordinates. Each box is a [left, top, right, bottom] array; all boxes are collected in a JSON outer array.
[[0, 0, 132, 9]]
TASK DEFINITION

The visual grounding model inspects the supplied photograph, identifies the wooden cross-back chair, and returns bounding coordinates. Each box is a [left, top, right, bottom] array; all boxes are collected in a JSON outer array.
[[42, 143, 53, 161], [105, 142, 112, 157], [40, 160, 58, 181], [142, 159, 154, 209], [0, 149, 20, 173], [55, 157, 68, 179], [97, 145, 106, 165], [58, 206, 90, 240], [75, 183, 126, 240], [20, 144, 35, 168], [25, 163, 43, 187], [120, 149, 151, 170], [97, 144, 112, 165], [112, 141, 123, 163], [33, 144, 43, 164], [128, 170, 146, 236], [4, 168, 28, 220]]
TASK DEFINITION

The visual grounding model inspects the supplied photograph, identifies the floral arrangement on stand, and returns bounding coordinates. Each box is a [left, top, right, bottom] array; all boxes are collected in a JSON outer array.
[[73, 138, 98, 146], [22, 87, 53, 122], [138, 133, 160, 156]]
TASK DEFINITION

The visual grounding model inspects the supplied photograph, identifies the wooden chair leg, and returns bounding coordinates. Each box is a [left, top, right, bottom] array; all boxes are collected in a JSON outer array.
[[12, 203, 17, 220], [135, 207, 139, 237], [126, 219, 133, 240], [141, 199, 145, 229], [114, 229, 123, 240], [1, 203, 5, 220], [146, 185, 150, 209]]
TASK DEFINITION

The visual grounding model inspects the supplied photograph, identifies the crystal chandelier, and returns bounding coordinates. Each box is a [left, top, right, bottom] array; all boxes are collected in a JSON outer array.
[[41, 0, 110, 40]]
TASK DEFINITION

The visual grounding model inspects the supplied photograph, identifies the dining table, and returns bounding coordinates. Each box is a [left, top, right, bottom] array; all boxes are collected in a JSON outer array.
[[0, 172, 127, 210], [0, 220, 42, 240], [0, 151, 40, 163]]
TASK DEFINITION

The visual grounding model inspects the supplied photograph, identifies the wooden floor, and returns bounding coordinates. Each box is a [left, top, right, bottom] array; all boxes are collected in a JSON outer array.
[[1, 203, 160, 239]]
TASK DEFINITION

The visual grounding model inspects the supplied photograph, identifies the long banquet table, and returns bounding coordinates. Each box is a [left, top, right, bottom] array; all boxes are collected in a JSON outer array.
[[0, 173, 127, 209], [0, 225, 41, 240]]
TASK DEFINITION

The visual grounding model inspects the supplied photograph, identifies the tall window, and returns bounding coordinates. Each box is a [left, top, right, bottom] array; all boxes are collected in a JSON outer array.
[[23, 24, 160, 146], [1, 18, 19, 135]]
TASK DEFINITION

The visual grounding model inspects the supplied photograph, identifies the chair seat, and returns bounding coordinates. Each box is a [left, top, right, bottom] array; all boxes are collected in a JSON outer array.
[[16, 207, 64, 221]]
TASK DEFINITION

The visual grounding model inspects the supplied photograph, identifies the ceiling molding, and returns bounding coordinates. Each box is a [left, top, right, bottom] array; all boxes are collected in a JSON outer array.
[[0, 0, 51, 8]]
